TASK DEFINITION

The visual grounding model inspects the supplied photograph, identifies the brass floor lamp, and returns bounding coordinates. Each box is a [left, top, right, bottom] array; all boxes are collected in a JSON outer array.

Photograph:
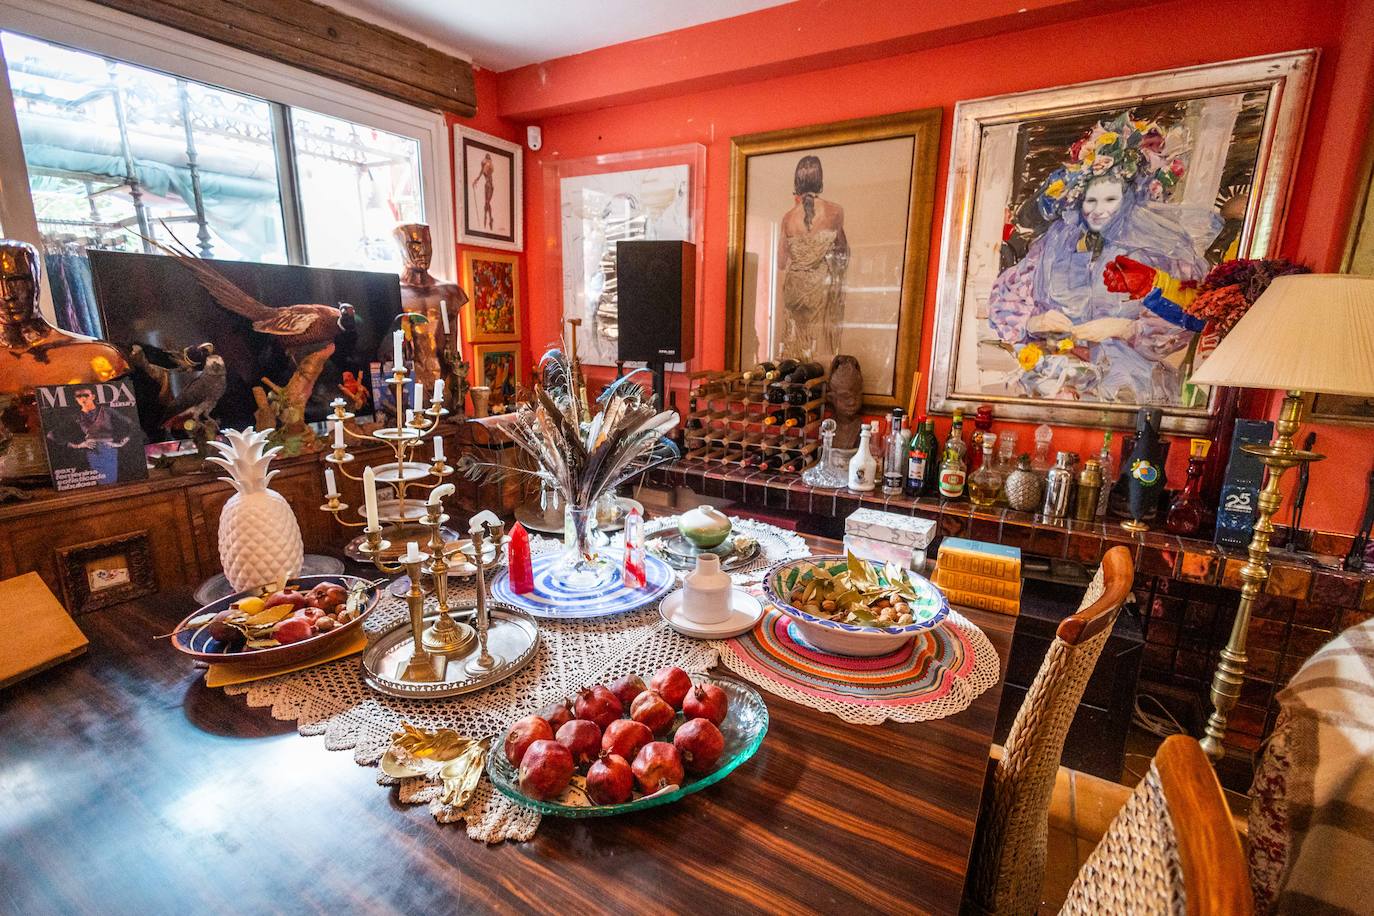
[[1187, 274, 1374, 761]]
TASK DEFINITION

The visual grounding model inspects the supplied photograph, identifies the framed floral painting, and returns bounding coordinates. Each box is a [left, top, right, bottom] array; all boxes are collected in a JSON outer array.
[[472, 342, 522, 409], [727, 109, 941, 411], [927, 51, 1316, 433], [461, 251, 520, 343], [454, 126, 522, 251]]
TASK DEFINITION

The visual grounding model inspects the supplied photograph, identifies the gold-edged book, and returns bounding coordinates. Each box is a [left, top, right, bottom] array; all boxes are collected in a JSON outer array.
[[938, 586, 1020, 617], [933, 568, 1022, 601]]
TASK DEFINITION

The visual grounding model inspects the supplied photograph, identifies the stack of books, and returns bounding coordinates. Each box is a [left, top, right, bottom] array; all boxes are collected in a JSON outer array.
[[933, 537, 1022, 616]]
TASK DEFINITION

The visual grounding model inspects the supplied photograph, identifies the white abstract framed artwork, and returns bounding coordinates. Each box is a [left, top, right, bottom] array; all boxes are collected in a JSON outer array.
[[547, 144, 706, 368]]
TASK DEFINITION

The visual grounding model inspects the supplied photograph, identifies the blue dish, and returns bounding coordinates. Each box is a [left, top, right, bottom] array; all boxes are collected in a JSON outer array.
[[489, 551, 676, 619]]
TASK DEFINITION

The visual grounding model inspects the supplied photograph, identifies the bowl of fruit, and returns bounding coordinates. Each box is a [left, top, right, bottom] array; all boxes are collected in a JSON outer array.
[[171, 574, 380, 669], [488, 666, 768, 817], [761, 552, 950, 657]]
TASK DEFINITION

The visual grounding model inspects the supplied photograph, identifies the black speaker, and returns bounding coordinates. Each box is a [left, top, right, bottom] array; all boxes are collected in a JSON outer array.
[[616, 240, 696, 363]]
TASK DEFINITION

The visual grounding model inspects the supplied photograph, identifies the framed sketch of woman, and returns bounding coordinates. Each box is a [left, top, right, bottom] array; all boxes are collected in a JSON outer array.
[[927, 51, 1316, 433], [728, 108, 941, 412]]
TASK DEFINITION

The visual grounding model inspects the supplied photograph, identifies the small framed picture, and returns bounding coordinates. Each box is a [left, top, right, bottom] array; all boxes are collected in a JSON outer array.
[[471, 343, 524, 411], [57, 531, 157, 614], [454, 126, 523, 251], [461, 250, 521, 342]]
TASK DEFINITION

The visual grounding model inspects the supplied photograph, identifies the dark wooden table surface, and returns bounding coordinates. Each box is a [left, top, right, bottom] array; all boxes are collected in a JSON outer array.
[[0, 531, 1012, 916]]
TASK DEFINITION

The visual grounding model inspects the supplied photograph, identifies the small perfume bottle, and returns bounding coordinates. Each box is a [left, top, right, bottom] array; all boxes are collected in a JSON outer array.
[[622, 506, 646, 588], [508, 522, 534, 594]]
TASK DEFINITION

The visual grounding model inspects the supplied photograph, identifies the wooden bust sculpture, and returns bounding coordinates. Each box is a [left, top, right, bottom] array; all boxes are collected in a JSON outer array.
[[828, 354, 864, 450], [1, 239, 129, 484], [394, 223, 467, 399]]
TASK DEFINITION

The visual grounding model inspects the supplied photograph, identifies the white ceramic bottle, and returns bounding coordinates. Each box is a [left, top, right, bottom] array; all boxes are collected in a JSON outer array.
[[682, 553, 732, 624], [848, 424, 877, 492]]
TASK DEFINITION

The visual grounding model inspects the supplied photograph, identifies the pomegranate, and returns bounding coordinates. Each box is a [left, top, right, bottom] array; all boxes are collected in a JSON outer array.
[[631, 741, 684, 794], [629, 689, 676, 736], [539, 698, 574, 733], [608, 673, 648, 708], [518, 739, 574, 801], [601, 718, 654, 760], [555, 719, 602, 768], [574, 684, 623, 730], [262, 589, 309, 611], [270, 615, 315, 644], [673, 718, 725, 774], [682, 683, 729, 725], [503, 714, 554, 767], [586, 753, 635, 805], [650, 666, 692, 709]]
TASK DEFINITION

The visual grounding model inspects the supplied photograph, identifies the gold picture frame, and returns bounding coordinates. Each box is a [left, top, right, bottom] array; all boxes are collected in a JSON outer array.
[[461, 250, 521, 343], [471, 342, 524, 411], [726, 108, 942, 412]]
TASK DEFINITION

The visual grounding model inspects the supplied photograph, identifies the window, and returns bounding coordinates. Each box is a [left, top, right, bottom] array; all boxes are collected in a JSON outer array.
[[0, 1, 452, 331]]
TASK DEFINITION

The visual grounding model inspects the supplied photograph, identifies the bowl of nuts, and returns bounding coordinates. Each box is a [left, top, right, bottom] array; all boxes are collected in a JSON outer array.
[[761, 552, 950, 656]]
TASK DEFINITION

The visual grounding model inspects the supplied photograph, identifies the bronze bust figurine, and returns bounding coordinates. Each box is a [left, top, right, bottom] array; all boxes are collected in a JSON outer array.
[[1, 239, 129, 483], [827, 354, 864, 450], [394, 223, 467, 402]]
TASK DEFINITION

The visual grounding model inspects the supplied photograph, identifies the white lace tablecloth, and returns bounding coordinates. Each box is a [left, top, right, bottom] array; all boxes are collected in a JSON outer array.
[[222, 516, 810, 842]]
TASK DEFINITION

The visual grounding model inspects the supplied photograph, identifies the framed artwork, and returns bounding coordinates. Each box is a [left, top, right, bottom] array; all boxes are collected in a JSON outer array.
[[461, 251, 521, 342], [57, 531, 157, 614], [472, 343, 523, 408], [454, 126, 523, 252], [727, 109, 941, 411], [927, 51, 1316, 434], [547, 143, 706, 368]]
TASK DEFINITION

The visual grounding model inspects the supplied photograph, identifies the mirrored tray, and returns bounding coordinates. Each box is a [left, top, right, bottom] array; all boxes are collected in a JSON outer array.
[[646, 530, 760, 572], [360, 603, 539, 698], [487, 673, 768, 817]]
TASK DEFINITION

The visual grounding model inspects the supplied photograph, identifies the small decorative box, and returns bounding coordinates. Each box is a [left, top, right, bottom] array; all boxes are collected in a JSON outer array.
[[844, 509, 937, 570]]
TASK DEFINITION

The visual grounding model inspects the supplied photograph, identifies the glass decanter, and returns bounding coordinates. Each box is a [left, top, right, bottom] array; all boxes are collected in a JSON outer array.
[[803, 418, 848, 488], [968, 433, 1003, 508]]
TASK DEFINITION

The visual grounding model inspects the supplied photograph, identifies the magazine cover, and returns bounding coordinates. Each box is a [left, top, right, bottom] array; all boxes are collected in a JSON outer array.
[[37, 380, 149, 490]]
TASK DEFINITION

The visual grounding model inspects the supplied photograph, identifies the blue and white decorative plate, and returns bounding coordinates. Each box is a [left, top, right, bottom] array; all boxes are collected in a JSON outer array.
[[489, 551, 676, 619]]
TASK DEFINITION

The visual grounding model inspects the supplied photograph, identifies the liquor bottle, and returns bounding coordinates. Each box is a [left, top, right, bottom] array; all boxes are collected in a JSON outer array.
[[1096, 429, 1115, 517], [848, 424, 877, 492], [882, 408, 908, 495], [943, 410, 967, 465], [938, 439, 967, 499], [1165, 439, 1211, 535], [1041, 451, 1075, 521], [970, 404, 994, 470], [968, 433, 1003, 507], [905, 418, 936, 496]]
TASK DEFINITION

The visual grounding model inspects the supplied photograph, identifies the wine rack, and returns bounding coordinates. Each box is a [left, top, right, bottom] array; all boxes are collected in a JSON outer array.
[[681, 368, 826, 476]]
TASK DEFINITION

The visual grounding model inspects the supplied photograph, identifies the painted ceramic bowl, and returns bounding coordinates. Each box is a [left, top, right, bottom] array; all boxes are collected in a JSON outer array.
[[171, 574, 380, 669], [677, 506, 733, 549], [761, 555, 950, 657], [488, 673, 768, 817]]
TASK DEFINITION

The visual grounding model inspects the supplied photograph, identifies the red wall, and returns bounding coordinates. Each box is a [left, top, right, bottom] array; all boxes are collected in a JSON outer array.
[[483, 0, 1374, 534]]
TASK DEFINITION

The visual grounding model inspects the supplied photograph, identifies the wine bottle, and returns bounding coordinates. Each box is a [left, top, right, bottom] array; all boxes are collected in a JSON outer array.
[[775, 358, 800, 378], [765, 383, 788, 405], [783, 361, 824, 384], [780, 407, 820, 429], [762, 408, 787, 426], [741, 361, 776, 382], [905, 419, 937, 497]]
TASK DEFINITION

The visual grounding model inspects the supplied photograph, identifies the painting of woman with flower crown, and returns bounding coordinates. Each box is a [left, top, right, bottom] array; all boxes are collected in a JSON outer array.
[[927, 53, 1316, 432]]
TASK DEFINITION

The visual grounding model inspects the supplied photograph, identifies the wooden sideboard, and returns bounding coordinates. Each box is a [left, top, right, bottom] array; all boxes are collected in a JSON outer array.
[[0, 419, 529, 612]]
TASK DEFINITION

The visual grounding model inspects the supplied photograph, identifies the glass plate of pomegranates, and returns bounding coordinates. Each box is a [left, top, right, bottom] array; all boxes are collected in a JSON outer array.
[[170, 575, 380, 670], [487, 668, 769, 817]]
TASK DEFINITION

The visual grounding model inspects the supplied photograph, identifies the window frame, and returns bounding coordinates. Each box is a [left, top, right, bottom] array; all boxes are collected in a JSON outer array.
[[0, 0, 455, 318]]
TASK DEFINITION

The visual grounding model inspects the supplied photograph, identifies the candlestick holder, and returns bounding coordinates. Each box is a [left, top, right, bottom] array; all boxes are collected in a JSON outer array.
[[418, 500, 477, 655], [319, 365, 458, 562]]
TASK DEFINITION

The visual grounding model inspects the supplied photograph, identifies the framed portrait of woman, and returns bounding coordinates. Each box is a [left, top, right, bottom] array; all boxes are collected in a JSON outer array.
[[928, 51, 1316, 433], [454, 126, 523, 252], [727, 109, 941, 411]]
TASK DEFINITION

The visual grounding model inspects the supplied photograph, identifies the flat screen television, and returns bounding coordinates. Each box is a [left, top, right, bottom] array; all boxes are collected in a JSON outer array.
[[89, 250, 401, 444]]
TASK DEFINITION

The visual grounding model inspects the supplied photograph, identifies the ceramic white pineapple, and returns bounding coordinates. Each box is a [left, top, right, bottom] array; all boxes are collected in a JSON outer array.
[[208, 427, 304, 591]]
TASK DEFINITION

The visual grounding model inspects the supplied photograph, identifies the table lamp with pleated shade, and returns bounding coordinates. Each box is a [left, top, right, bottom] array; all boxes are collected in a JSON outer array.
[[1190, 273, 1374, 763]]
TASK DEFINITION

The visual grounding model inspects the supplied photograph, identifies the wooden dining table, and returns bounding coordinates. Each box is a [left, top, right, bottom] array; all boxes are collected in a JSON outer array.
[[0, 528, 1013, 916]]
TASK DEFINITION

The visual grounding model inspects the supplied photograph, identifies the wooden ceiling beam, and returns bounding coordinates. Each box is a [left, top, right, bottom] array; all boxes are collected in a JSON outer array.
[[90, 0, 477, 116]]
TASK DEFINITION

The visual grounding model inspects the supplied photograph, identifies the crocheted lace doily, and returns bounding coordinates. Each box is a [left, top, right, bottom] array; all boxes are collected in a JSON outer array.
[[222, 517, 810, 842]]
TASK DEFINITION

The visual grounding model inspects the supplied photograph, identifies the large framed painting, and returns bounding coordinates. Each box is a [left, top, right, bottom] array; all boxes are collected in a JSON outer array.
[[727, 109, 941, 411], [547, 143, 706, 368], [454, 126, 523, 252], [472, 342, 523, 410], [928, 51, 1316, 434], [461, 251, 520, 343]]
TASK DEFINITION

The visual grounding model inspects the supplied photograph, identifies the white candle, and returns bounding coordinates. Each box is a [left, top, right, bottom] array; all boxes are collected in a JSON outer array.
[[433, 378, 444, 403], [330, 397, 345, 410], [404, 541, 422, 563], [428, 482, 454, 506], [440, 299, 450, 335], [363, 466, 379, 530], [392, 329, 404, 367], [324, 467, 337, 497], [332, 419, 344, 449], [413, 381, 424, 412], [433, 435, 445, 462]]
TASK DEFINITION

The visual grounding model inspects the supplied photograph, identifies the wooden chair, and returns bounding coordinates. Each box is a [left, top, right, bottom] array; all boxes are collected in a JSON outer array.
[[1060, 735, 1251, 915], [965, 545, 1135, 916]]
